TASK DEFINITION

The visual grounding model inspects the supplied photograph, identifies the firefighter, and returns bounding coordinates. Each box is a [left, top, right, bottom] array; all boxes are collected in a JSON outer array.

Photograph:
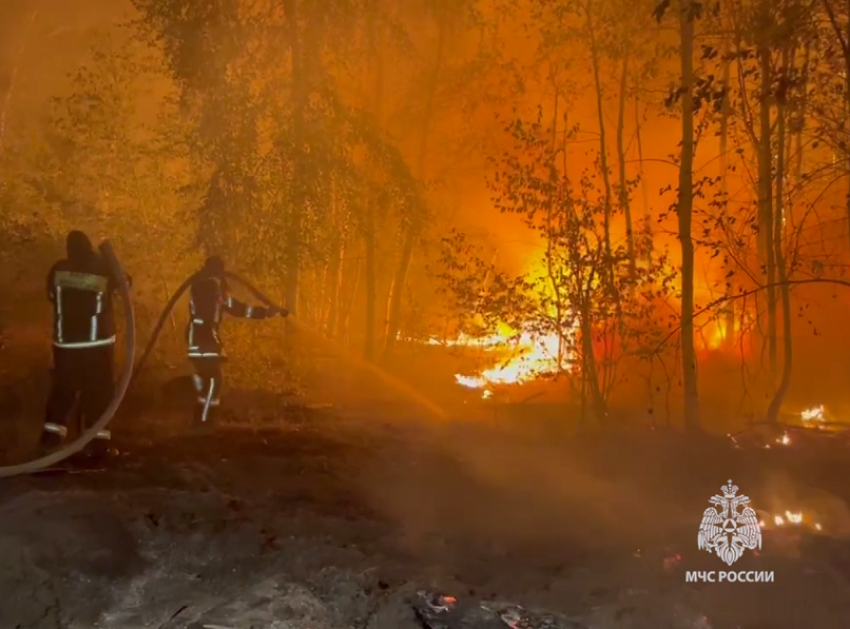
[[187, 256, 287, 424], [42, 230, 131, 455]]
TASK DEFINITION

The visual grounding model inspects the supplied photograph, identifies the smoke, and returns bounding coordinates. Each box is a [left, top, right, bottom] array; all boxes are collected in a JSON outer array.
[[357, 420, 696, 565]]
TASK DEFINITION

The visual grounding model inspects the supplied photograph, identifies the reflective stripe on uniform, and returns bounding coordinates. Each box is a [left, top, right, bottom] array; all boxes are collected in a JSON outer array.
[[188, 351, 220, 358], [200, 378, 218, 421], [95, 429, 111, 440], [53, 271, 109, 346], [196, 396, 220, 407], [91, 292, 103, 340], [192, 374, 203, 392], [55, 286, 64, 343], [54, 335, 116, 348], [44, 422, 68, 438]]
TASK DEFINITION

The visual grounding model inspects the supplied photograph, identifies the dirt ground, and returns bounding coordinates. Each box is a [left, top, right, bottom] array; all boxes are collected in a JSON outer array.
[[2, 393, 850, 628]]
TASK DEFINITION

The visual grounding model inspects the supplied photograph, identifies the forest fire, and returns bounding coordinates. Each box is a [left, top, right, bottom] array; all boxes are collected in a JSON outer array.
[[451, 330, 559, 399]]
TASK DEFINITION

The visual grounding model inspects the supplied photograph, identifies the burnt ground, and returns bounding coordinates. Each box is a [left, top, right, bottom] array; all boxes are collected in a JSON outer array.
[[2, 395, 850, 629]]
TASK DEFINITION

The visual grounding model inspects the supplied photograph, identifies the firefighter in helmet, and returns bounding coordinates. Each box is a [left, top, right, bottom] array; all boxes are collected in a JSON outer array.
[[186, 256, 287, 424], [42, 230, 131, 455]]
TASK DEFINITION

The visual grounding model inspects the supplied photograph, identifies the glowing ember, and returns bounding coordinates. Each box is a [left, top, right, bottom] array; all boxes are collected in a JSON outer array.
[[784, 510, 803, 524], [663, 552, 683, 571], [776, 433, 791, 446], [801, 405, 825, 422]]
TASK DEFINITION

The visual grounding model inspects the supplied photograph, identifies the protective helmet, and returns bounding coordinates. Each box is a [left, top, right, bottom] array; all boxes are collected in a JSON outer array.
[[66, 230, 94, 264]]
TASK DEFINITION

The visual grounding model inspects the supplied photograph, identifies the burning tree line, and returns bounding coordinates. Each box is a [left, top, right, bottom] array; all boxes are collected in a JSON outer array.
[[439, 0, 850, 428], [0, 0, 848, 429]]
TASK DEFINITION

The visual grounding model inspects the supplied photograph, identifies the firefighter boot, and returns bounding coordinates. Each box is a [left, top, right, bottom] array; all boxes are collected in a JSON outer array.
[[40, 422, 67, 452], [83, 428, 114, 460]]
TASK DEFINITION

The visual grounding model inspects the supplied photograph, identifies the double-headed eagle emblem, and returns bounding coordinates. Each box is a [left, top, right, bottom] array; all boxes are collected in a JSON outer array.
[[697, 480, 762, 566]]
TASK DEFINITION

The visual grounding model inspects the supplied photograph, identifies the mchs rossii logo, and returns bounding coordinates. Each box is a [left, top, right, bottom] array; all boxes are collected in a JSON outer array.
[[687, 480, 774, 583]]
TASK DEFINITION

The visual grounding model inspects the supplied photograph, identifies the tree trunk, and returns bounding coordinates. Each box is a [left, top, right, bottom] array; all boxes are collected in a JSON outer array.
[[587, 2, 614, 260], [327, 189, 350, 338], [326, 234, 344, 337], [720, 39, 736, 351], [794, 43, 810, 183], [845, 39, 850, 259], [338, 250, 362, 344], [843, 0, 850, 258], [282, 0, 306, 315], [634, 94, 652, 263], [579, 301, 607, 422], [364, 202, 377, 360], [616, 47, 636, 277], [362, 0, 386, 362], [678, 0, 700, 432], [766, 85, 792, 424], [820, 0, 850, 254], [547, 89, 566, 370], [757, 45, 777, 389], [382, 13, 447, 361]]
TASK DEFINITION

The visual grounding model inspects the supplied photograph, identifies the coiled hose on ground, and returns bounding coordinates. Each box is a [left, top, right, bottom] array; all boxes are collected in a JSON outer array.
[[0, 241, 135, 478]]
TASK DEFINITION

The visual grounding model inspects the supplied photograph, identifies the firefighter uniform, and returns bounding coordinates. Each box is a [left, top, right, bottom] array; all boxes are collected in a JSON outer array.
[[42, 231, 129, 450], [187, 257, 282, 424]]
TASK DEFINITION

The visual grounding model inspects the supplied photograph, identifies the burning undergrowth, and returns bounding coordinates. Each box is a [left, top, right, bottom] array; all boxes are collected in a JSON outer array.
[[756, 474, 850, 541], [728, 404, 850, 452], [424, 325, 564, 399]]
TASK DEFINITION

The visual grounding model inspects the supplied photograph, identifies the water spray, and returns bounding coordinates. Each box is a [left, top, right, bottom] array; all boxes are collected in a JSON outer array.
[[134, 271, 448, 419]]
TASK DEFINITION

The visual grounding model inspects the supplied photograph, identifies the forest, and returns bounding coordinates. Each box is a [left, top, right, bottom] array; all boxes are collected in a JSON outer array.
[[2, 0, 850, 433]]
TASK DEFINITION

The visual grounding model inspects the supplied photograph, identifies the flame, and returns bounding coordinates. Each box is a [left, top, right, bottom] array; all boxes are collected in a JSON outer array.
[[454, 327, 563, 391], [698, 318, 729, 351], [776, 432, 791, 446], [801, 405, 825, 422], [784, 510, 803, 524], [441, 258, 758, 393], [441, 257, 747, 394], [768, 510, 822, 531]]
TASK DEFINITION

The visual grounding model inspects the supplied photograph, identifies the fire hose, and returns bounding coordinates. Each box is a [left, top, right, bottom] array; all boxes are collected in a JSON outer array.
[[0, 241, 135, 478], [134, 271, 449, 419]]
